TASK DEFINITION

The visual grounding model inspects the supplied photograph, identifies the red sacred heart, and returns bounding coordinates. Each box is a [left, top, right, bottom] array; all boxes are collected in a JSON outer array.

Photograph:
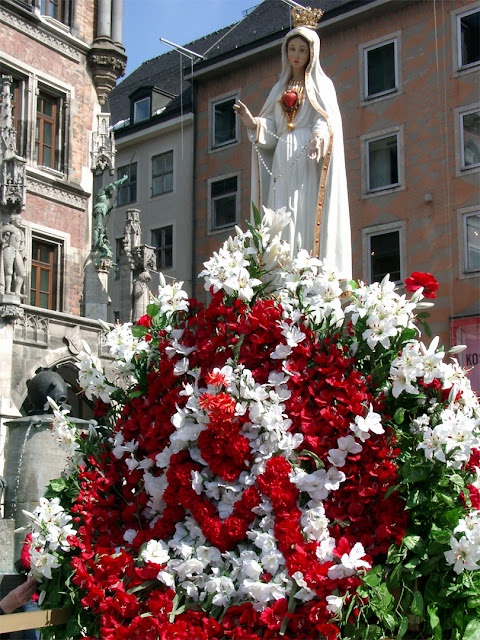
[[283, 91, 298, 109]]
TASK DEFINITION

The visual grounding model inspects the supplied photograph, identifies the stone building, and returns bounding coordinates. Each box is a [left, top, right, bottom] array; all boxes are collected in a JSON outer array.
[[0, 0, 125, 572], [107, 26, 233, 322]]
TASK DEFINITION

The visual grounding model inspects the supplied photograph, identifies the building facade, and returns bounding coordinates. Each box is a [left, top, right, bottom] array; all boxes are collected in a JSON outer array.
[[0, 0, 125, 557], [190, 0, 480, 388], [108, 27, 234, 322]]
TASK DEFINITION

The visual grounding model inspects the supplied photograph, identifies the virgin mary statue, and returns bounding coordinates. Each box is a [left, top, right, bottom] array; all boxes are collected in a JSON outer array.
[[234, 6, 352, 280]]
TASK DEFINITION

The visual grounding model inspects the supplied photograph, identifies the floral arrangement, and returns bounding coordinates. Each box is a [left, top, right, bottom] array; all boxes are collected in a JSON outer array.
[[23, 208, 480, 640]]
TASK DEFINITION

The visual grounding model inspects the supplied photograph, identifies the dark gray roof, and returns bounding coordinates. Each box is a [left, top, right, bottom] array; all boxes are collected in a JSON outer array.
[[109, 0, 374, 130], [108, 26, 232, 127]]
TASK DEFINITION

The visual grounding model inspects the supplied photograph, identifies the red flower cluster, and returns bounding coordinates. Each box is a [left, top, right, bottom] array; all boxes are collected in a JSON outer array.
[[404, 271, 439, 298], [66, 291, 406, 639]]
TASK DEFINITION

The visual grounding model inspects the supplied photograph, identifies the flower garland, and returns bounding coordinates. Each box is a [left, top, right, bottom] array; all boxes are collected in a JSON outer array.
[[22, 207, 480, 640]]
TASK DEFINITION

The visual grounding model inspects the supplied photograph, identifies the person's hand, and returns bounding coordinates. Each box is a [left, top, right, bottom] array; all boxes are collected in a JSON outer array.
[[308, 135, 327, 162], [0, 577, 37, 614], [233, 100, 257, 130]]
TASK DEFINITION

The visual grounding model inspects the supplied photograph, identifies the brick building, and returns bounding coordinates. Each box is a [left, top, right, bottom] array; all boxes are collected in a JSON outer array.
[[189, 0, 479, 388], [0, 0, 125, 569]]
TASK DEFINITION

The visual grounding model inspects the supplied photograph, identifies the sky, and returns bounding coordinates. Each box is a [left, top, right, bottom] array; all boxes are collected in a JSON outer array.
[[122, 0, 260, 77]]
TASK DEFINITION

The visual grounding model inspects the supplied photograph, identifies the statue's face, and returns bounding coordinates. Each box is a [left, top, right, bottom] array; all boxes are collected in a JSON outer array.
[[287, 37, 310, 74]]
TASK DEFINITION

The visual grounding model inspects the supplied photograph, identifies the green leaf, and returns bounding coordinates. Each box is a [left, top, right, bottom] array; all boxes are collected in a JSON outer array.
[[384, 484, 400, 500], [362, 565, 383, 587], [411, 590, 424, 617], [463, 619, 480, 640], [427, 602, 440, 629], [397, 615, 409, 639], [251, 201, 262, 227], [387, 562, 403, 590], [394, 407, 406, 425], [131, 325, 148, 338], [146, 303, 159, 317], [403, 535, 427, 556], [49, 477, 67, 493]]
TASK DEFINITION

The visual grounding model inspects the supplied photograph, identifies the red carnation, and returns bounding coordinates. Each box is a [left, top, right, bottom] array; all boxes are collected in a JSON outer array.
[[137, 314, 152, 328], [404, 271, 439, 298]]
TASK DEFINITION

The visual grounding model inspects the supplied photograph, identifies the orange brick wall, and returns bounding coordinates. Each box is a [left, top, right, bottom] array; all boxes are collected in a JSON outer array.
[[194, 0, 479, 347]]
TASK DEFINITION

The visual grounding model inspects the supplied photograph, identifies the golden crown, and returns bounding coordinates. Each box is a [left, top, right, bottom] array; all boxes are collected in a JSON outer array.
[[291, 5, 324, 29]]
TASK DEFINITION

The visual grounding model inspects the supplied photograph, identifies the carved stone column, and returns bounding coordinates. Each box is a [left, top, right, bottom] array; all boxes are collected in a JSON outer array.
[[111, 0, 123, 43], [91, 112, 116, 175], [84, 255, 113, 322], [0, 75, 26, 214], [122, 209, 156, 322], [87, 0, 126, 105]]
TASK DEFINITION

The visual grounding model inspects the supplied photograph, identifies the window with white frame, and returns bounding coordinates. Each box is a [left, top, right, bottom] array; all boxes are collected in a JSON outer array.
[[457, 8, 480, 69], [133, 96, 150, 124], [210, 176, 237, 230], [368, 229, 401, 283], [367, 134, 399, 191], [151, 225, 173, 269], [152, 151, 173, 196], [212, 97, 237, 148], [461, 108, 480, 169], [30, 235, 62, 310], [464, 213, 480, 272], [364, 39, 398, 99], [117, 163, 137, 206]]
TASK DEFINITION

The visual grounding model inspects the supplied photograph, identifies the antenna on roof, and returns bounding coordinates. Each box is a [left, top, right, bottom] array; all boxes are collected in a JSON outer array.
[[280, 0, 305, 8], [159, 38, 205, 60]]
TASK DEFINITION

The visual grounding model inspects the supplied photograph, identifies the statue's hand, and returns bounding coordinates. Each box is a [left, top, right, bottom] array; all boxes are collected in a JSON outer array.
[[308, 135, 325, 162], [233, 101, 257, 130]]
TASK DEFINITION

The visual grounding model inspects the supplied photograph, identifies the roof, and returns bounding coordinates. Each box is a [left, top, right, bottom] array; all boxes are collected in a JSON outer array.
[[109, 0, 375, 130]]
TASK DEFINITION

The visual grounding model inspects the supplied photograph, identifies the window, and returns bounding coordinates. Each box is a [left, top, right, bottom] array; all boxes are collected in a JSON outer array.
[[35, 91, 61, 170], [151, 226, 173, 269], [133, 97, 150, 124], [115, 238, 125, 263], [461, 109, 480, 169], [30, 238, 60, 310], [41, 0, 70, 25], [367, 134, 399, 191], [152, 151, 173, 196], [212, 97, 237, 148], [210, 176, 237, 230], [464, 213, 480, 272], [364, 40, 397, 98], [458, 9, 480, 68], [117, 163, 137, 206], [369, 230, 401, 283]]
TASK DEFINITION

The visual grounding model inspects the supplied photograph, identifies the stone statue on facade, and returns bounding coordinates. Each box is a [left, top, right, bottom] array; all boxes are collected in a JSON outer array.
[[0, 215, 26, 298], [92, 175, 127, 264]]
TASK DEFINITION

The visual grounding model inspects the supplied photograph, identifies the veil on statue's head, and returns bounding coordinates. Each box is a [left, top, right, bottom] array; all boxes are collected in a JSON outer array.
[[259, 25, 343, 136]]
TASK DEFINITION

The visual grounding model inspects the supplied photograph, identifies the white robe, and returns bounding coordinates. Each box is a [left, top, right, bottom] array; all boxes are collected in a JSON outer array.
[[252, 97, 330, 255], [249, 26, 352, 280]]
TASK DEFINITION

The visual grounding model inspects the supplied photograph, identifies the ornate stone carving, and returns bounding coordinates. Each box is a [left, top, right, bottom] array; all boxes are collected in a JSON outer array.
[[91, 113, 116, 175], [0, 302, 24, 321], [26, 176, 87, 210], [64, 325, 83, 355], [0, 215, 26, 301], [87, 37, 127, 105], [0, 7, 83, 62], [1, 75, 27, 212], [13, 312, 49, 344], [121, 209, 156, 321]]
